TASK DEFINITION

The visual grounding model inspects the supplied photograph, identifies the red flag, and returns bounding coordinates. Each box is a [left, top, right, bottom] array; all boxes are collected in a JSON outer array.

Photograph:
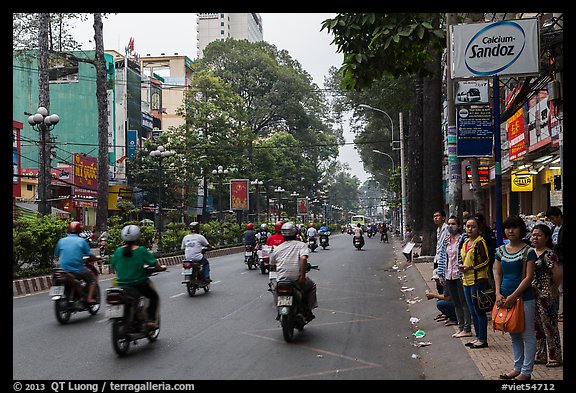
[[128, 37, 134, 53]]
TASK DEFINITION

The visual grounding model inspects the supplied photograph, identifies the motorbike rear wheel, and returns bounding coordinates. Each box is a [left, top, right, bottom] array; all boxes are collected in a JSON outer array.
[[112, 320, 130, 356], [54, 298, 72, 324], [281, 313, 295, 343], [203, 282, 210, 293], [88, 286, 101, 315], [260, 263, 267, 275], [187, 282, 197, 297]]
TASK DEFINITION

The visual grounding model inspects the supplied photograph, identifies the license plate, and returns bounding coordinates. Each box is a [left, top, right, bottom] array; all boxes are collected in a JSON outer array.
[[49, 286, 64, 296], [245, 252, 253, 257], [269, 271, 277, 280], [182, 269, 192, 275], [277, 295, 293, 306], [106, 305, 124, 318]]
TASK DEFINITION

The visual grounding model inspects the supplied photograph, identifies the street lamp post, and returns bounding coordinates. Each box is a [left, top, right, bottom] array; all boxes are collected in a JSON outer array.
[[212, 165, 229, 223], [28, 107, 60, 217], [149, 145, 173, 253], [373, 149, 397, 227], [274, 186, 285, 221], [362, 104, 406, 239], [290, 191, 299, 222], [251, 179, 264, 222]]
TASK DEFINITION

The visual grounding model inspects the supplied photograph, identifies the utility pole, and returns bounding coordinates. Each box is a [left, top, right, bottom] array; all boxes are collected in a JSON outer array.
[[446, 13, 462, 219], [399, 112, 407, 241]]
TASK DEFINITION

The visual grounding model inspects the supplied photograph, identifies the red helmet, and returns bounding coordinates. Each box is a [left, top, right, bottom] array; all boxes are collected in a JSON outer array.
[[309, 222, 315, 228], [68, 221, 82, 234], [274, 221, 283, 232], [246, 223, 254, 230]]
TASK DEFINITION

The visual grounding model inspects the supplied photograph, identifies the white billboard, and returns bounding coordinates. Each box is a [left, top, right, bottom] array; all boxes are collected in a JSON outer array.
[[452, 19, 539, 79]]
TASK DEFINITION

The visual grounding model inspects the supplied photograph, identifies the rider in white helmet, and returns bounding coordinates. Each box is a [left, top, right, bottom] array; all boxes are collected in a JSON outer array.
[[181, 222, 213, 282], [111, 224, 166, 329]]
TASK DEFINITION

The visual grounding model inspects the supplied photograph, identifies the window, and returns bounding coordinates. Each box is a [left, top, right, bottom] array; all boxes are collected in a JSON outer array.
[[27, 184, 33, 191], [221, 30, 224, 35]]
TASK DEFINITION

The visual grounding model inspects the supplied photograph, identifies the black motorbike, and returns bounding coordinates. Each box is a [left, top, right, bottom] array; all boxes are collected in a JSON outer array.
[[275, 263, 320, 343], [319, 234, 329, 249], [244, 244, 258, 270], [257, 245, 272, 275], [181, 259, 210, 296], [353, 236, 364, 250], [105, 266, 161, 357], [307, 237, 318, 252], [49, 256, 101, 324]]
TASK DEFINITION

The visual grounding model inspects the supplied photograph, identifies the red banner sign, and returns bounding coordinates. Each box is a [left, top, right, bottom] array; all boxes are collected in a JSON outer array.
[[230, 179, 249, 210]]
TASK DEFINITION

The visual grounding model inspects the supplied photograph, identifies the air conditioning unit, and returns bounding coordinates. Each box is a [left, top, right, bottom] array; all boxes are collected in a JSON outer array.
[[547, 80, 561, 101]]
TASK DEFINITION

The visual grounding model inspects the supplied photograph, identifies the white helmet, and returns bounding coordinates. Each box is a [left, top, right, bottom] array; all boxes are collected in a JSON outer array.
[[281, 221, 297, 237], [260, 223, 268, 231], [121, 225, 141, 242]]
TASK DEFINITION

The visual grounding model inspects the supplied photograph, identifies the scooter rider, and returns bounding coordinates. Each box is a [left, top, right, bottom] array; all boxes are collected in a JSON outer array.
[[319, 223, 330, 245], [266, 221, 285, 248], [181, 222, 213, 282], [270, 222, 318, 321], [54, 221, 100, 304], [111, 225, 166, 329], [243, 223, 257, 248], [306, 222, 318, 241], [256, 223, 271, 247], [353, 223, 365, 248]]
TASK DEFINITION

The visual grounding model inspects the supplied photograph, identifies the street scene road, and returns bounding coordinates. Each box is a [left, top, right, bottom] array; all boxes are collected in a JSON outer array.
[[13, 234, 481, 381]]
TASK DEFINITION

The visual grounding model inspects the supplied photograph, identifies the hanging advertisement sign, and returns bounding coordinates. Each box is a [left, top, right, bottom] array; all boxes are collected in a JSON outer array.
[[230, 179, 249, 210], [527, 91, 552, 153], [452, 18, 539, 78], [73, 153, 98, 198], [297, 198, 308, 215], [511, 173, 534, 192], [457, 106, 493, 157], [127, 130, 138, 157]]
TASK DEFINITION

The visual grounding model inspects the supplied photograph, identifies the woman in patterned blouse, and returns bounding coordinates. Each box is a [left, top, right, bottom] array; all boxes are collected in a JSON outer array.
[[530, 224, 563, 368]]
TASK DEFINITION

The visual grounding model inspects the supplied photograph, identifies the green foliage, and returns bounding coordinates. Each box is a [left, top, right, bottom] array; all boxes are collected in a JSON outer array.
[[13, 217, 69, 277], [321, 13, 445, 91]]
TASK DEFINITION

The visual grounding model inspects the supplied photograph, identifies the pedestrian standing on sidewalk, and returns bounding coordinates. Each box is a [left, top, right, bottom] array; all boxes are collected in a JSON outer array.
[[460, 216, 491, 349], [530, 224, 563, 368], [433, 210, 449, 293], [401, 225, 414, 263], [495, 215, 537, 381], [437, 215, 473, 338], [545, 207, 563, 322]]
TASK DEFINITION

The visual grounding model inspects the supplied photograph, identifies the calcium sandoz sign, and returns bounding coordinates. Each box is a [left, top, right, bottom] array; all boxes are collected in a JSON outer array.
[[452, 19, 539, 78]]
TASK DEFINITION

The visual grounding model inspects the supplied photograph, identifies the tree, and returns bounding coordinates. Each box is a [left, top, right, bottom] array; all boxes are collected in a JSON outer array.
[[322, 13, 446, 255]]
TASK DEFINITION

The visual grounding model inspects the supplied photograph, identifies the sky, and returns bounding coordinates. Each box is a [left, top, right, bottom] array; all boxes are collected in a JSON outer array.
[[72, 13, 370, 183]]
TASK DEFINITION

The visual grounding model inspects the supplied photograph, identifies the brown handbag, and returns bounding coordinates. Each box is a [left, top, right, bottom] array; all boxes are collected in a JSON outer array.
[[492, 298, 525, 333]]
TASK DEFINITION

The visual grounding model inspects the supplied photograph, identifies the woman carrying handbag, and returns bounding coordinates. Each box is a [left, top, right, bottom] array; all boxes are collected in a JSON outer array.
[[494, 216, 537, 381]]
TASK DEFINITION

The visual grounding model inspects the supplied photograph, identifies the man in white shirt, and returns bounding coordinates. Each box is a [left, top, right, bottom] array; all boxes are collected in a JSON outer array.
[[181, 222, 213, 282], [271, 222, 317, 321], [433, 209, 449, 293]]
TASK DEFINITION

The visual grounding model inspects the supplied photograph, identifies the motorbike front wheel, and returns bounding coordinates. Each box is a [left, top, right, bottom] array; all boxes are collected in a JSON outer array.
[[112, 320, 130, 356], [281, 313, 295, 343]]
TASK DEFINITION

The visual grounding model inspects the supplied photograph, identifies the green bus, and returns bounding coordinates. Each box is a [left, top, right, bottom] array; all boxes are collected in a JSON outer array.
[[350, 215, 366, 227]]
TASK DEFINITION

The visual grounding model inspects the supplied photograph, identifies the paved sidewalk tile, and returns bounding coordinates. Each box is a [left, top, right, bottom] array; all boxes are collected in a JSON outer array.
[[402, 239, 563, 381]]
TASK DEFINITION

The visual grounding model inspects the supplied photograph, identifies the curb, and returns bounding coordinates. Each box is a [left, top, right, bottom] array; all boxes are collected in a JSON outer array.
[[13, 246, 245, 297]]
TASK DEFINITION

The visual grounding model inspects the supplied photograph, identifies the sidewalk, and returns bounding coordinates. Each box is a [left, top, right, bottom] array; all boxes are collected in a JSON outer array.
[[404, 240, 563, 381]]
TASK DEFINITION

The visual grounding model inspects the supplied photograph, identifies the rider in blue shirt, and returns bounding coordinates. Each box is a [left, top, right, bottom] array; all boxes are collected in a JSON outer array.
[[54, 221, 99, 304]]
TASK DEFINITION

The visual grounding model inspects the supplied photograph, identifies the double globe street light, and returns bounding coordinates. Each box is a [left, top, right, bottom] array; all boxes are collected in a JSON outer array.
[[28, 107, 60, 217], [149, 145, 173, 253]]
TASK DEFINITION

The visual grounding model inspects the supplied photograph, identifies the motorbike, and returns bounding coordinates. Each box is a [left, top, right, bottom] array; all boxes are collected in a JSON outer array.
[[49, 256, 101, 324], [181, 259, 210, 296], [244, 244, 258, 270], [105, 266, 161, 357], [274, 262, 320, 343], [257, 245, 272, 275], [367, 230, 373, 238], [353, 236, 364, 250], [308, 237, 318, 252], [319, 234, 329, 250]]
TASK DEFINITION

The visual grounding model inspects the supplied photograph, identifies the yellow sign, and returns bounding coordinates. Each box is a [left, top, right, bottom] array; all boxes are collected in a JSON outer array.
[[108, 185, 133, 210], [511, 173, 533, 192]]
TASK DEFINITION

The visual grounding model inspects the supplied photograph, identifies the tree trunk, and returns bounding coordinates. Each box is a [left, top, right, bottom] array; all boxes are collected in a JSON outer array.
[[93, 13, 110, 236], [420, 45, 443, 256], [407, 76, 424, 241], [37, 13, 51, 217]]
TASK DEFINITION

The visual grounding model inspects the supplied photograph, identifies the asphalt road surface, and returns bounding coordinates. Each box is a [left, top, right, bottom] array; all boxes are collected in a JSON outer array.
[[13, 234, 481, 381]]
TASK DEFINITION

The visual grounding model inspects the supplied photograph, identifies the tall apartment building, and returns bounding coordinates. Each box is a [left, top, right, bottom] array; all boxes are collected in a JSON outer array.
[[196, 13, 263, 58]]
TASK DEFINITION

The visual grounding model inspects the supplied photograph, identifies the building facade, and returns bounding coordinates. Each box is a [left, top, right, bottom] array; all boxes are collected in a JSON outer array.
[[196, 13, 263, 58]]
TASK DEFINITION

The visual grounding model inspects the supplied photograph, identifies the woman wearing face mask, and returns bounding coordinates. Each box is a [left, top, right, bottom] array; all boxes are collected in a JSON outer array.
[[437, 215, 473, 338]]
